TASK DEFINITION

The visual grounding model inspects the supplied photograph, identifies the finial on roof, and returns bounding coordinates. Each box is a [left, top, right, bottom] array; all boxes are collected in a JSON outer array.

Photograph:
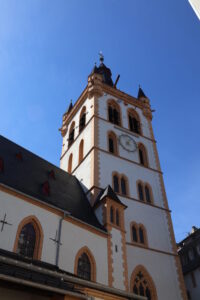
[[67, 99, 73, 113], [99, 51, 104, 63], [138, 85, 147, 99]]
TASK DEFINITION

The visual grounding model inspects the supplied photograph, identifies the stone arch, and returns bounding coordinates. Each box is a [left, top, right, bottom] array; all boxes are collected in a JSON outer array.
[[127, 108, 142, 135], [74, 246, 96, 281], [107, 99, 122, 126], [13, 215, 44, 260], [130, 265, 157, 299]]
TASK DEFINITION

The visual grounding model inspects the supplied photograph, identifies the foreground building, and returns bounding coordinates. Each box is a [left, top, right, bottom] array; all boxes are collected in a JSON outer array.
[[178, 226, 200, 300], [0, 57, 187, 299]]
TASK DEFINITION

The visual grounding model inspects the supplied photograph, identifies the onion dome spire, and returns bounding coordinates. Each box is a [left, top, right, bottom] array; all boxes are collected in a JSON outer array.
[[89, 53, 113, 86]]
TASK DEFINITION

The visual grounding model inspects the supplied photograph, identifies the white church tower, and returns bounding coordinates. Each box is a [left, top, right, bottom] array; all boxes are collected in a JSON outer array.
[[60, 55, 187, 300]]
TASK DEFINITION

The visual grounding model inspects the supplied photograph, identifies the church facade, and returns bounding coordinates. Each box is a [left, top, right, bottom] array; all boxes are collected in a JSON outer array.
[[0, 58, 187, 300]]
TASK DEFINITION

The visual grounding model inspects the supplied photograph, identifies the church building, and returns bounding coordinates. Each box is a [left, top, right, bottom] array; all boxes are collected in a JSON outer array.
[[0, 57, 187, 300]]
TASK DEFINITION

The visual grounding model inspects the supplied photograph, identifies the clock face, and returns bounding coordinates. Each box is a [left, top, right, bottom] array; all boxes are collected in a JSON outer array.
[[119, 134, 137, 152]]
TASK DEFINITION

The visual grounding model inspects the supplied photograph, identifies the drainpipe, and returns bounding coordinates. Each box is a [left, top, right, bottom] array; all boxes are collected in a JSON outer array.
[[55, 211, 69, 267]]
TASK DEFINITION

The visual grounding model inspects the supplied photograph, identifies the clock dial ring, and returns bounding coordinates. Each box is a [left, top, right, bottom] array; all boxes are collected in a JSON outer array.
[[118, 134, 137, 152]]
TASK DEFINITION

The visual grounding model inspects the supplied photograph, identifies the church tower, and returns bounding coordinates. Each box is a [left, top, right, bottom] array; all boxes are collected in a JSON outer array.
[[60, 56, 187, 300]]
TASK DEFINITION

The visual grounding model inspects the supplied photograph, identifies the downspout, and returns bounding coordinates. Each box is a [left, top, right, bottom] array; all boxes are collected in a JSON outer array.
[[55, 211, 68, 267]]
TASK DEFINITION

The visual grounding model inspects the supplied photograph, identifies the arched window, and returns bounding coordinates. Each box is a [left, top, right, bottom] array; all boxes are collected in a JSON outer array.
[[138, 182, 144, 201], [14, 216, 43, 260], [132, 225, 138, 242], [17, 223, 36, 258], [138, 143, 148, 167], [77, 253, 91, 280], [130, 222, 148, 246], [116, 209, 120, 226], [74, 247, 96, 282], [145, 185, 151, 203], [108, 132, 118, 155], [68, 153, 73, 174], [68, 122, 75, 148], [79, 107, 86, 133], [121, 177, 127, 195], [139, 227, 144, 244], [128, 109, 141, 134], [131, 266, 157, 300], [79, 140, 84, 164], [113, 175, 119, 193], [108, 100, 121, 126], [110, 206, 114, 223]]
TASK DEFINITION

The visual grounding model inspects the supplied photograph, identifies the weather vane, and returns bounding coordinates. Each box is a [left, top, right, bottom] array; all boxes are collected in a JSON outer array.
[[99, 51, 104, 63]]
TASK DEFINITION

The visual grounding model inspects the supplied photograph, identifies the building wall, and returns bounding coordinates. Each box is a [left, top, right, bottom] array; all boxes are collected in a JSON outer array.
[[185, 269, 200, 300], [0, 189, 109, 286], [127, 246, 182, 299]]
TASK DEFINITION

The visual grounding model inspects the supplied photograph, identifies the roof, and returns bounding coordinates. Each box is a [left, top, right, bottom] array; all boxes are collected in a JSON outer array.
[[137, 87, 147, 99], [0, 135, 105, 231], [90, 62, 113, 86], [0, 248, 86, 297], [94, 185, 127, 208]]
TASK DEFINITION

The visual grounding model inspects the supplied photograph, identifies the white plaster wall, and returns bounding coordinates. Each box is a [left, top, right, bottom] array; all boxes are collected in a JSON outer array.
[[59, 220, 108, 285], [185, 269, 200, 300], [97, 94, 151, 139], [99, 151, 164, 209], [127, 245, 182, 300], [111, 227, 125, 290], [60, 121, 93, 173], [0, 190, 59, 265], [98, 120, 157, 170], [73, 154, 92, 193], [122, 196, 172, 253], [0, 190, 108, 285], [61, 97, 94, 156]]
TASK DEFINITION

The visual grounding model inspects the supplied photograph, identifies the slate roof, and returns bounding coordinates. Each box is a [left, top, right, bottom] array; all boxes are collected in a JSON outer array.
[[94, 185, 127, 208], [0, 135, 105, 231], [90, 62, 114, 86]]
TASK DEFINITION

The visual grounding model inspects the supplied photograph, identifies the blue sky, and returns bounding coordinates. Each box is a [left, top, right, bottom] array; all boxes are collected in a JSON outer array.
[[0, 0, 200, 242]]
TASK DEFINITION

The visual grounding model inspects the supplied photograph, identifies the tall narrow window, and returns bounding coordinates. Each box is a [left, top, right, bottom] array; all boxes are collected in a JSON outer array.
[[138, 183, 144, 201], [79, 140, 84, 164], [77, 253, 91, 280], [128, 109, 141, 134], [108, 132, 118, 155], [121, 177, 127, 195], [68, 122, 75, 148], [116, 210, 120, 226], [132, 226, 138, 242], [113, 175, 119, 193], [110, 206, 114, 223], [68, 153, 73, 174], [16, 223, 36, 258], [138, 144, 148, 167], [108, 100, 121, 126], [79, 107, 86, 133], [145, 185, 151, 203], [139, 227, 144, 244], [109, 137, 114, 153]]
